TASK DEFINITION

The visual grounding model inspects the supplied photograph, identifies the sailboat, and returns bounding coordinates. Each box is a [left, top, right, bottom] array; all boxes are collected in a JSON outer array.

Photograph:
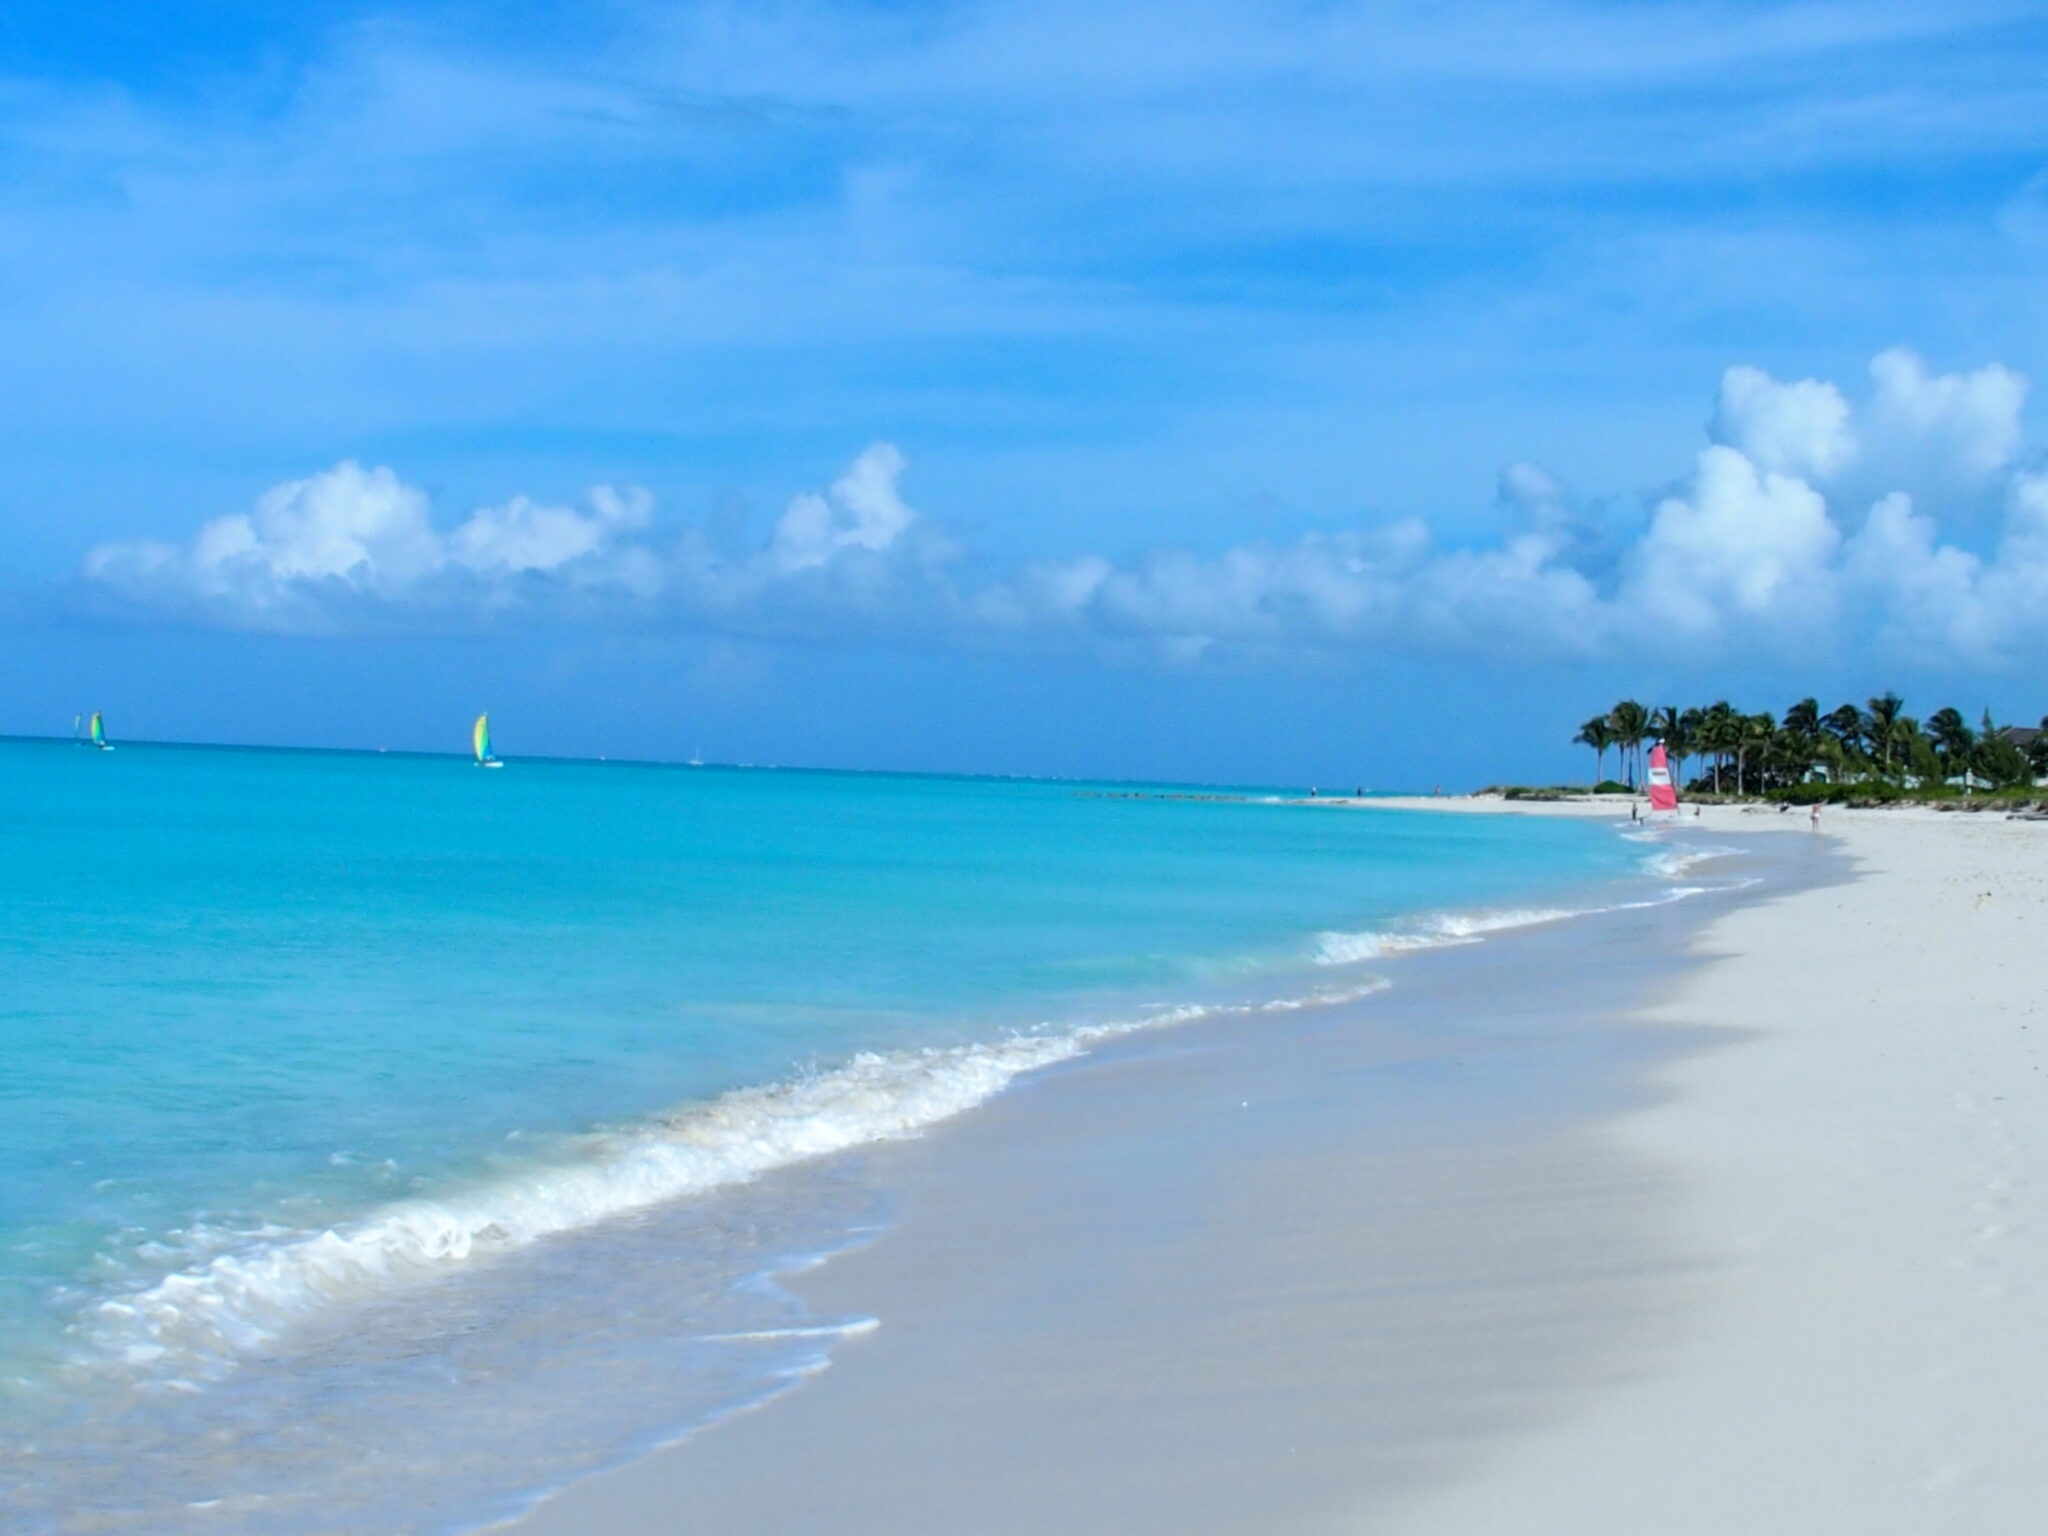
[[87, 712, 114, 752], [1646, 739, 1679, 814], [473, 713, 503, 769]]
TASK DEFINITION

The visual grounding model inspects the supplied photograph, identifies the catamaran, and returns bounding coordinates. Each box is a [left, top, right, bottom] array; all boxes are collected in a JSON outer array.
[[86, 712, 113, 752], [473, 713, 503, 769], [1646, 740, 1679, 814]]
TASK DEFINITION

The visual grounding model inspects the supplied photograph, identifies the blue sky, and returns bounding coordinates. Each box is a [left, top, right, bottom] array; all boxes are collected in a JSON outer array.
[[5, 0, 2048, 784]]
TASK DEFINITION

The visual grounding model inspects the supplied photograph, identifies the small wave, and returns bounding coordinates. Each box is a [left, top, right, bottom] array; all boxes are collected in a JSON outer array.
[[1314, 906, 1577, 965], [1313, 882, 1725, 968], [1640, 845, 1736, 879], [702, 1318, 881, 1345], [78, 986, 1382, 1384]]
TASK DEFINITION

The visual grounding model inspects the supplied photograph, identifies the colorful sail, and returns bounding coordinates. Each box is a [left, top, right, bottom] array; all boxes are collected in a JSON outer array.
[[1646, 740, 1679, 813], [473, 713, 493, 765], [89, 712, 106, 749]]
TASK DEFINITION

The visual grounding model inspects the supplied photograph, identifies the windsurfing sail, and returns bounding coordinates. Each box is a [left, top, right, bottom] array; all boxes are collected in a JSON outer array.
[[89, 712, 108, 750], [473, 713, 495, 765], [1646, 740, 1679, 813]]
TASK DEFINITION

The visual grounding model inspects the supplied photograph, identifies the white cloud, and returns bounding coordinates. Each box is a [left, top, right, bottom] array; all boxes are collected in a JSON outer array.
[[1863, 347, 2025, 488], [766, 444, 916, 573], [83, 444, 934, 636], [74, 349, 2048, 670], [1624, 444, 1841, 636], [1711, 365, 1855, 482], [85, 461, 666, 628], [448, 485, 652, 576]]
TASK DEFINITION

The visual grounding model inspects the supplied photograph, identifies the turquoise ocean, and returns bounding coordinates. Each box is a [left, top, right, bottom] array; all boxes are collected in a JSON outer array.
[[0, 739, 1706, 1532]]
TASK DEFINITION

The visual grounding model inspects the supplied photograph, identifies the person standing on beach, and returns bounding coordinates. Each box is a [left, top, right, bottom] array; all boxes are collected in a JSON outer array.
[[1811, 802, 1821, 830]]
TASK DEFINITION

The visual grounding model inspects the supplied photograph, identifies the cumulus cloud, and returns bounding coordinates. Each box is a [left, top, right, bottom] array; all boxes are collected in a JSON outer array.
[[84, 443, 933, 637], [1860, 347, 2026, 502], [766, 444, 916, 573], [85, 462, 661, 628], [75, 349, 2048, 669], [1711, 366, 1855, 482], [1624, 445, 1841, 636]]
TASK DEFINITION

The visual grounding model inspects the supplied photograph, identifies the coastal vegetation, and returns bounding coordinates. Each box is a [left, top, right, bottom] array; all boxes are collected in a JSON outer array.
[[1570, 695, 2048, 800]]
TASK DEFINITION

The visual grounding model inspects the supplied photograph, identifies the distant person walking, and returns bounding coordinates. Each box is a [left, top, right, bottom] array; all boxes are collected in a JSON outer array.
[[1810, 802, 1821, 831]]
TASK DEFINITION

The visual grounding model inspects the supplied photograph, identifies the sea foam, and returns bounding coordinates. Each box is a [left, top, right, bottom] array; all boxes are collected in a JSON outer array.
[[81, 985, 1384, 1383], [1314, 906, 1579, 964], [1312, 879, 1718, 968]]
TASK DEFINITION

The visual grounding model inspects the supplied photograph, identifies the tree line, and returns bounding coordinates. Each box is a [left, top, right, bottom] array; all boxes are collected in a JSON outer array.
[[1572, 695, 2048, 796]]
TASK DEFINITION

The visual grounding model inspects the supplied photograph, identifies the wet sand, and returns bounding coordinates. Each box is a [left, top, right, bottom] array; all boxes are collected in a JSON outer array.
[[508, 825, 1822, 1534]]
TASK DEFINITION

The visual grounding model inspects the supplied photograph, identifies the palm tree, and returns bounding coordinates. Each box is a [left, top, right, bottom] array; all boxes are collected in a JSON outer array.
[[1813, 729, 1851, 784], [1573, 717, 1616, 786], [1822, 702, 1862, 742], [1677, 707, 1705, 786], [1608, 699, 1649, 789], [1735, 712, 1775, 796], [1783, 697, 1820, 740], [1649, 704, 1681, 752], [1821, 703, 1865, 778], [1865, 692, 1906, 775], [1698, 701, 1739, 794], [1927, 707, 1975, 783], [1902, 718, 1938, 785]]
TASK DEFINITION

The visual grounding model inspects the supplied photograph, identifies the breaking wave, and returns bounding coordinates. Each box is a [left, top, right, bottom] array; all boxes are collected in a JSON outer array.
[[81, 982, 1389, 1384], [1640, 845, 1736, 879], [1313, 906, 1577, 964], [1313, 884, 1713, 968]]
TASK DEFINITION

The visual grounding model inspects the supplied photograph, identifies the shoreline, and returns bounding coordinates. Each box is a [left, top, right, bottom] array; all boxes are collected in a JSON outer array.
[[1373, 802, 2048, 1532], [506, 820, 1820, 1534], [0, 781, 1703, 1536]]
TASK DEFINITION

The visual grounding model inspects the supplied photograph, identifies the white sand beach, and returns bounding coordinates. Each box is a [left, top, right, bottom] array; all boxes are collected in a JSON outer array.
[[1377, 802, 2048, 1533], [509, 802, 2048, 1535]]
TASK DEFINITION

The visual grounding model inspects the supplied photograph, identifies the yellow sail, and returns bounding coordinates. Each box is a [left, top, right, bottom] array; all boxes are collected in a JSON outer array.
[[473, 713, 492, 764]]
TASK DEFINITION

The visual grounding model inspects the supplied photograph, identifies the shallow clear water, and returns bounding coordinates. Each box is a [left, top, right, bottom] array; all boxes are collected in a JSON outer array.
[[0, 740, 1673, 1531]]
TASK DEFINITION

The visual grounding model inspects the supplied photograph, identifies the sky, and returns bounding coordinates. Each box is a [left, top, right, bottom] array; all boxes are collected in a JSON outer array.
[[4, 0, 2048, 786]]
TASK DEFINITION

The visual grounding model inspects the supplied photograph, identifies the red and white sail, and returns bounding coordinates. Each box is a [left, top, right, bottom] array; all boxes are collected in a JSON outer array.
[[1646, 740, 1679, 813]]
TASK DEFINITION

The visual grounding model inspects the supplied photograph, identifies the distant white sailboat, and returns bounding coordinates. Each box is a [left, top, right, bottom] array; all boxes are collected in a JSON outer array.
[[473, 713, 503, 769], [688, 745, 704, 767]]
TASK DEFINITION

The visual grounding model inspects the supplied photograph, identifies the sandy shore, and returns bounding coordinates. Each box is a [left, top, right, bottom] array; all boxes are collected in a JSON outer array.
[[506, 801, 2048, 1535], [1375, 801, 2048, 1532]]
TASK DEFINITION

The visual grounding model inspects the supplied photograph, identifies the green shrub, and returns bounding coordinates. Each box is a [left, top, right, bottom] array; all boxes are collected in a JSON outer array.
[[1770, 782, 1834, 805]]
